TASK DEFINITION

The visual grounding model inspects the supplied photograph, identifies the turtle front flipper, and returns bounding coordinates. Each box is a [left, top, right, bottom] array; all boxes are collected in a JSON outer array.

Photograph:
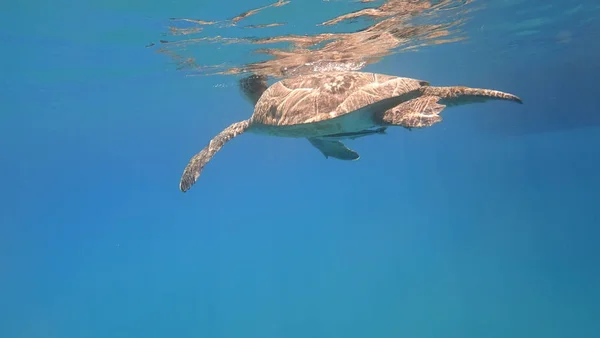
[[423, 86, 523, 106], [377, 96, 445, 129], [376, 85, 523, 129], [179, 120, 251, 192], [307, 138, 360, 161]]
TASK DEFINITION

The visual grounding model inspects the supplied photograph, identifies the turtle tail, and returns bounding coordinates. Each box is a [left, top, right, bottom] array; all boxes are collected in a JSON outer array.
[[421, 86, 523, 106], [179, 119, 251, 193]]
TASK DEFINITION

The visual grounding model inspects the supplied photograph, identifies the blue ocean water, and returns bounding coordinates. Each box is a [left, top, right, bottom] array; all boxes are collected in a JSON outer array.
[[1, 1, 599, 337]]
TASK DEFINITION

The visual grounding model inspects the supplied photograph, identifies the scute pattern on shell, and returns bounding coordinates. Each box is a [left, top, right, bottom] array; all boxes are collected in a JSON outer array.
[[250, 71, 428, 126]]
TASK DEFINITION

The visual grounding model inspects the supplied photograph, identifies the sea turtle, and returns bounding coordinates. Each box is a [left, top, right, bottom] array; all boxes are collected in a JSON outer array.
[[179, 71, 522, 192], [237, 73, 389, 161]]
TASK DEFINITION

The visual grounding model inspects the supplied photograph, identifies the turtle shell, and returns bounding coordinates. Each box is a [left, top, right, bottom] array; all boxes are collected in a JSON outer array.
[[250, 71, 429, 126]]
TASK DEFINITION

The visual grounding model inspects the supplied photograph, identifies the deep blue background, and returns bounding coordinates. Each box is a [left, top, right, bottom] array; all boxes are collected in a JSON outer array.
[[2, 1, 599, 337]]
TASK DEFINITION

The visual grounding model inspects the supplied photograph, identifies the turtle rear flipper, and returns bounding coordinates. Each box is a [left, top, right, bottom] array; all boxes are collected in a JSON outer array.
[[307, 138, 360, 161]]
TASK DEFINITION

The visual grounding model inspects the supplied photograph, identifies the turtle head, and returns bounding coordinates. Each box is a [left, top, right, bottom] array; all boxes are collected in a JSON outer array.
[[239, 74, 269, 105]]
